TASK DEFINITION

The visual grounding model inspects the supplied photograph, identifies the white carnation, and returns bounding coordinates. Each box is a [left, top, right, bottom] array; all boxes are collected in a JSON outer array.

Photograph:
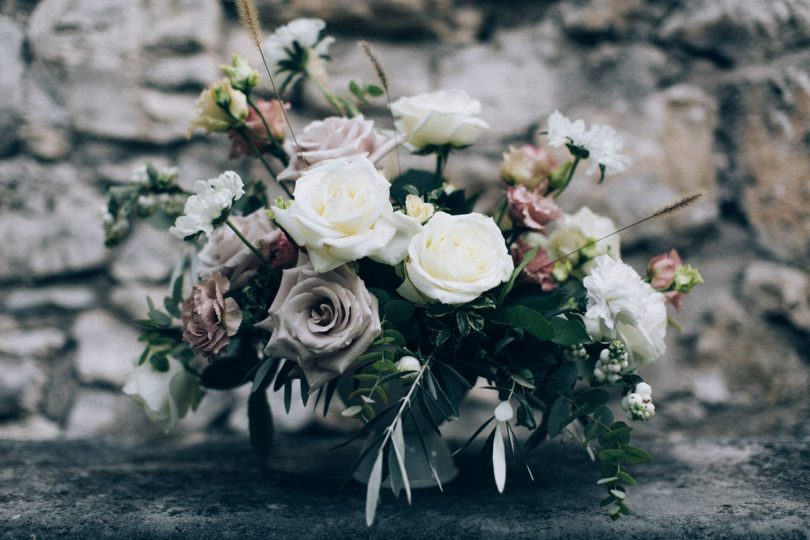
[[170, 171, 244, 239], [584, 256, 667, 367], [262, 18, 334, 75], [545, 110, 630, 175], [272, 156, 421, 273]]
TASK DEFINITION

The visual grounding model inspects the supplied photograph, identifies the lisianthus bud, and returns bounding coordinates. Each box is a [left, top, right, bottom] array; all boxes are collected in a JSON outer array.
[[221, 54, 260, 92], [648, 249, 682, 290], [405, 194, 435, 224], [229, 99, 289, 159], [396, 356, 421, 372], [506, 186, 563, 232], [673, 264, 704, 293], [187, 79, 249, 138], [500, 145, 555, 191]]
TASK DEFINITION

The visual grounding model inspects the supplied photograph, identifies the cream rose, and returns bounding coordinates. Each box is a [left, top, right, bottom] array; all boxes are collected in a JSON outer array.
[[398, 212, 514, 305], [391, 90, 490, 150], [257, 254, 381, 391], [272, 156, 421, 273], [122, 357, 203, 433], [277, 116, 398, 181]]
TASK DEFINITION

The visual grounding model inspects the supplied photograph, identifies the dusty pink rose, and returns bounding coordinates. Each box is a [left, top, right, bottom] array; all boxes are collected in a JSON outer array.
[[500, 145, 556, 191], [197, 211, 297, 289], [229, 99, 288, 158], [507, 186, 564, 232], [648, 249, 682, 290], [181, 273, 242, 356], [511, 238, 556, 291], [665, 291, 685, 311], [277, 115, 398, 181]]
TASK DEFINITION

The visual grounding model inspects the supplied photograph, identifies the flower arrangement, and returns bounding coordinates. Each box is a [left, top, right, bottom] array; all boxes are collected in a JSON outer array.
[[103, 2, 704, 526]]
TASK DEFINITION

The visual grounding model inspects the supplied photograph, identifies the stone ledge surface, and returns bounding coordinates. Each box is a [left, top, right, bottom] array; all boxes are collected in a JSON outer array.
[[1, 434, 808, 539]]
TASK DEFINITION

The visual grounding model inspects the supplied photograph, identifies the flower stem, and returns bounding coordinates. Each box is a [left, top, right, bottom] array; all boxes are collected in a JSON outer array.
[[225, 218, 273, 269], [239, 129, 293, 199], [434, 150, 448, 181], [246, 95, 280, 147], [556, 156, 580, 196]]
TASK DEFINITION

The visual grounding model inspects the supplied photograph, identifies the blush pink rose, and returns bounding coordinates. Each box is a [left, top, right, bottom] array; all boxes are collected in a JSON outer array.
[[648, 249, 682, 290], [500, 144, 556, 191], [507, 186, 563, 232], [511, 238, 556, 291], [229, 99, 288, 159]]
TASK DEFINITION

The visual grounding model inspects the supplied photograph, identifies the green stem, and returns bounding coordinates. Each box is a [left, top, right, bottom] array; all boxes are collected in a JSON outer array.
[[308, 70, 346, 116], [434, 150, 447, 181], [239, 129, 293, 199], [225, 218, 273, 269], [556, 156, 580, 196]]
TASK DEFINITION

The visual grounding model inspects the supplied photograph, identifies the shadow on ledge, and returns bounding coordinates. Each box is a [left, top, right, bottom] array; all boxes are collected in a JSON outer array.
[[1, 431, 808, 539]]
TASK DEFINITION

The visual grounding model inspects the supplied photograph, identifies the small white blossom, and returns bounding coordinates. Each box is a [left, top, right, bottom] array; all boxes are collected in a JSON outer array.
[[170, 171, 244, 239], [545, 110, 630, 175], [621, 382, 655, 421], [395, 355, 421, 372], [494, 401, 514, 423], [405, 194, 435, 224], [262, 18, 334, 77]]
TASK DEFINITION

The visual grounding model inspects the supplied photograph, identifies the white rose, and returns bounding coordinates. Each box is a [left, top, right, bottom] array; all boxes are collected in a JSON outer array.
[[405, 194, 435, 224], [272, 156, 421, 273], [398, 212, 514, 305], [584, 255, 667, 368], [278, 116, 398, 181], [122, 357, 203, 433], [391, 90, 490, 150]]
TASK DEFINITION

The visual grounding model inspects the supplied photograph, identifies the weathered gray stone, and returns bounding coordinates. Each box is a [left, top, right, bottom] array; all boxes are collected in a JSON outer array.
[[559, 0, 647, 37], [111, 222, 184, 284], [18, 124, 72, 161], [0, 356, 45, 418], [660, 0, 810, 65], [109, 281, 174, 320], [0, 327, 67, 358], [743, 261, 810, 332], [0, 416, 61, 440], [143, 53, 219, 91], [72, 310, 142, 387], [3, 285, 96, 312], [0, 435, 808, 537], [0, 159, 107, 280], [0, 15, 25, 155], [64, 389, 147, 439]]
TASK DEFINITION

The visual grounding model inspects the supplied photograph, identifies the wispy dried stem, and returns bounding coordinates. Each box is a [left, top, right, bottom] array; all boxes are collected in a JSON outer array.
[[540, 192, 704, 270], [358, 40, 401, 178]]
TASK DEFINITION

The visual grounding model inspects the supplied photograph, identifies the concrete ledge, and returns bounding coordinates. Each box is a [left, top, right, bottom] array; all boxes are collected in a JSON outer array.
[[1, 434, 808, 539]]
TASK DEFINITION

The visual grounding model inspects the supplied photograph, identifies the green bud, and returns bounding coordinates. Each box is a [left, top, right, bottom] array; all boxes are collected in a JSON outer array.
[[673, 264, 704, 293], [221, 54, 260, 92], [552, 258, 573, 282], [548, 160, 573, 192]]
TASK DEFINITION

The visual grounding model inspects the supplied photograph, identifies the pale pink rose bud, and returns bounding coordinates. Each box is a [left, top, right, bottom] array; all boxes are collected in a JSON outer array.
[[499, 145, 555, 191], [511, 238, 556, 291], [181, 273, 242, 357], [229, 99, 289, 159], [664, 290, 685, 311], [647, 249, 682, 290], [506, 186, 564, 232]]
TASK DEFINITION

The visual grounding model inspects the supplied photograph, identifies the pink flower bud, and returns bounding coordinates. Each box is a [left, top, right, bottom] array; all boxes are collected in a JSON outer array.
[[500, 145, 555, 191], [267, 231, 297, 270], [506, 186, 563, 232], [511, 238, 556, 291], [647, 249, 682, 290], [664, 290, 685, 311], [228, 99, 289, 159]]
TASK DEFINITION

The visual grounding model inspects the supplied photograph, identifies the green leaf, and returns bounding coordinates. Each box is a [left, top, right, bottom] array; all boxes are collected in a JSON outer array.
[[149, 354, 169, 372], [497, 247, 539, 306], [251, 358, 277, 393], [283, 379, 293, 414], [456, 311, 471, 336], [516, 402, 537, 430], [545, 361, 578, 397], [342, 405, 364, 417], [549, 316, 590, 346], [367, 84, 384, 96], [617, 470, 637, 485], [383, 300, 414, 324], [501, 306, 554, 341], [172, 274, 184, 304], [200, 355, 258, 390], [547, 396, 572, 438], [598, 448, 627, 462], [349, 80, 363, 99], [248, 389, 274, 457], [599, 425, 632, 446], [390, 169, 441, 204], [621, 445, 652, 464]]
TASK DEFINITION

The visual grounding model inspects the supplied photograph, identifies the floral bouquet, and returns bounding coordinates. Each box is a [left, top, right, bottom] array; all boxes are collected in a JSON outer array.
[[103, 2, 704, 526]]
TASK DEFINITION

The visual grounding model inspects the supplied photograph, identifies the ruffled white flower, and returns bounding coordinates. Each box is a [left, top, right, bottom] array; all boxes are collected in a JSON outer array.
[[391, 90, 490, 151], [398, 212, 514, 305], [545, 110, 630, 175], [621, 382, 655, 421], [170, 171, 244, 239], [405, 194, 435, 224], [584, 256, 667, 368], [272, 156, 421, 273], [123, 357, 203, 433], [262, 18, 334, 77]]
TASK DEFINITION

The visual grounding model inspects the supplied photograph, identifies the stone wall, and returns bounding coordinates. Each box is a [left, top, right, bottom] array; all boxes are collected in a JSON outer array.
[[1, 0, 809, 442]]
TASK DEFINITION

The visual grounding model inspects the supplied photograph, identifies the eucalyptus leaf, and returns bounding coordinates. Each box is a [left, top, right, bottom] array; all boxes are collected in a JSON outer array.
[[365, 452, 384, 526], [502, 306, 554, 341], [547, 396, 572, 438]]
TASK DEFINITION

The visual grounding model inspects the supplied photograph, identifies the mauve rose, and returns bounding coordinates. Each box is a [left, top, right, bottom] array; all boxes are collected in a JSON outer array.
[[277, 115, 398, 181], [257, 254, 381, 391], [511, 238, 556, 291], [648, 249, 682, 290], [507, 186, 564, 232], [197, 211, 297, 289], [181, 273, 242, 356], [229, 99, 288, 159], [500, 145, 555, 191]]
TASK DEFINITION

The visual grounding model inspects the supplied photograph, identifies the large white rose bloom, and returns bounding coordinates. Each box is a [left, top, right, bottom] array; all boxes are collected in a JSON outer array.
[[170, 171, 244, 239], [391, 90, 490, 150], [272, 156, 421, 273], [123, 357, 203, 433], [583, 255, 667, 368], [545, 110, 630, 175], [398, 212, 514, 305]]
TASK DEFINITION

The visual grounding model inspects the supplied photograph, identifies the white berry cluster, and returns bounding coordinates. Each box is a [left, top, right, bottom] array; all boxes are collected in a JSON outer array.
[[621, 382, 655, 421], [566, 343, 588, 360], [593, 340, 629, 384]]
